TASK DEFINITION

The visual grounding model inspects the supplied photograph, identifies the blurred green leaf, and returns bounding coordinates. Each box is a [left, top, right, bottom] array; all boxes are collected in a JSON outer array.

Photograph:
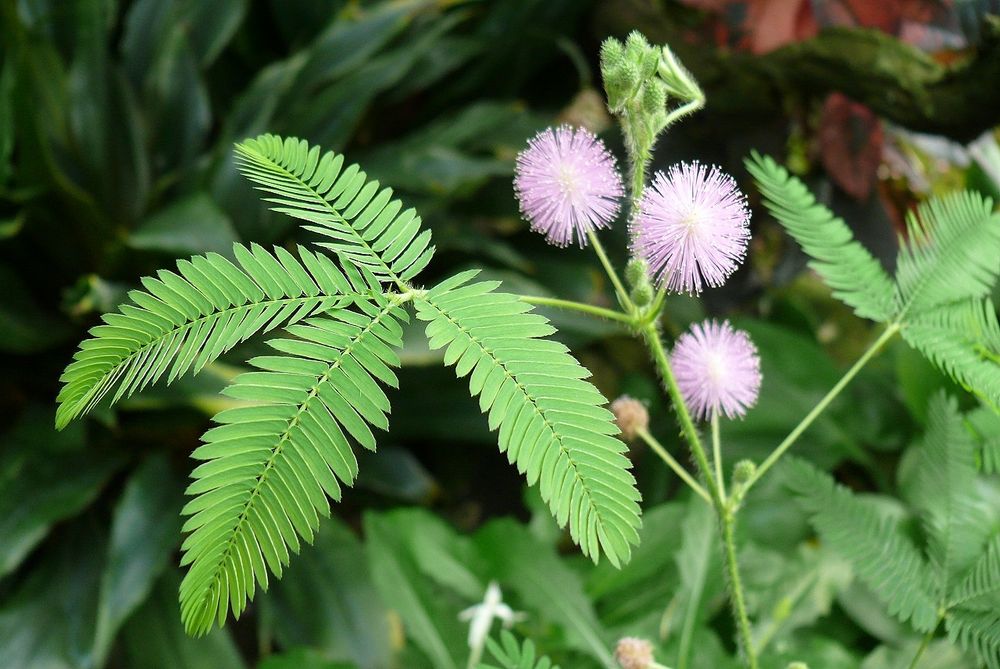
[[862, 639, 975, 669], [475, 519, 615, 668], [0, 57, 14, 186], [119, 571, 246, 669], [259, 648, 357, 669], [723, 319, 872, 469], [91, 455, 185, 666], [128, 192, 239, 256], [122, 0, 246, 74], [0, 264, 72, 353], [743, 543, 852, 655], [67, 2, 149, 225], [264, 518, 394, 669], [364, 509, 468, 669], [356, 445, 437, 502], [669, 498, 720, 669], [0, 516, 105, 669], [0, 409, 123, 576]]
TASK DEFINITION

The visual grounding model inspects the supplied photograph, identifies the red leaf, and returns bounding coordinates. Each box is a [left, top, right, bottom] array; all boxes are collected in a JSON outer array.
[[819, 93, 884, 200]]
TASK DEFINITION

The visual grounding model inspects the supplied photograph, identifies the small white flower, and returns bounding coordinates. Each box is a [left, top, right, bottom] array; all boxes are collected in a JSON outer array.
[[459, 581, 526, 667]]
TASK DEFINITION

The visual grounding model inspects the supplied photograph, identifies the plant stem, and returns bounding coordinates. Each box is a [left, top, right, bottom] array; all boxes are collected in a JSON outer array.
[[741, 322, 900, 495], [519, 295, 633, 325], [906, 617, 942, 669], [642, 324, 720, 504], [712, 411, 725, 499], [643, 324, 757, 668], [721, 508, 757, 668], [638, 428, 712, 503], [587, 230, 633, 311]]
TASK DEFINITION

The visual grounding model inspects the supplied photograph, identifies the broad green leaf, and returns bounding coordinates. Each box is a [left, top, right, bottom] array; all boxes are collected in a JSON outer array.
[[364, 510, 467, 669], [92, 455, 185, 666], [0, 409, 122, 576], [475, 519, 615, 668], [129, 193, 240, 256], [264, 517, 393, 669], [0, 516, 105, 669], [120, 572, 246, 669]]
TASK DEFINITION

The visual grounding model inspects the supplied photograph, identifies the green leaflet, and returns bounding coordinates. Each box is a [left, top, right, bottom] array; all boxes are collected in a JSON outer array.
[[56, 244, 365, 429], [414, 273, 642, 568], [480, 631, 561, 669], [745, 152, 896, 322], [178, 295, 406, 636], [784, 458, 939, 632], [894, 191, 1000, 316], [901, 298, 1000, 410], [234, 134, 435, 288], [910, 393, 990, 597]]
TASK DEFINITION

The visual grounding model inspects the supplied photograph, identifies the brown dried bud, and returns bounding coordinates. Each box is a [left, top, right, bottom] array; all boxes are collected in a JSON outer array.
[[611, 396, 649, 442], [614, 636, 654, 669]]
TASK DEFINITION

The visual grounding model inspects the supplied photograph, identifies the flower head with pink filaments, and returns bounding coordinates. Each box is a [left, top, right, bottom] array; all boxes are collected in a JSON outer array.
[[514, 125, 624, 247], [671, 319, 761, 420], [632, 162, 750, 294]]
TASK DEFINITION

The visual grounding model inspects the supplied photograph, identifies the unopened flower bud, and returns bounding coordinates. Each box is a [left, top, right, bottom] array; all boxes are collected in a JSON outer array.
[[614, 636, 654, 669], [611, 396, 649, 442], [640, 79, 667, 117], [625, 258, 650, 288], [732, 460, 756, 488], [786, 663, 809, 669], [630, 282, 653, 307]]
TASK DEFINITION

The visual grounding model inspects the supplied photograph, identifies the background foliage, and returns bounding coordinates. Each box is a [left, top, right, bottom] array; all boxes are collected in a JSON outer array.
[[2, 0, 1000, 667]]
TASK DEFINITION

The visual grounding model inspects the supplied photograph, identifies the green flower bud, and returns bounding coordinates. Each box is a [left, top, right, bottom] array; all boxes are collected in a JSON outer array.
[[640, 79, 667, 118], [625, 258, 650, 288], [630, 282, 653, 307], [732, 459, 757, 488], [786, 663, 809, 669]]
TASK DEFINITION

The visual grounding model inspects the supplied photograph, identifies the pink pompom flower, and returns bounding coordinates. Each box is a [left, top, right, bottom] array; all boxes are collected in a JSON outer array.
[[632, 162, 750, 294], [671, 319, 761, 420], [514, 125, 624, 247]]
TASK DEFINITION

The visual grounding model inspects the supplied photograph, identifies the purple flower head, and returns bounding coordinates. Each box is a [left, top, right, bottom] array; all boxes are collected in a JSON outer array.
[[671, 319, 761, 420], [514, 125, 624, 247], [632, 162, 750, 294]]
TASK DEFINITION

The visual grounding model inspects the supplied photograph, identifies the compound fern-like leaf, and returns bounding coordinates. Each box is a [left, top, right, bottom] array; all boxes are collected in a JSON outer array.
[[947, 608, 1000, 669], [235, 134, 435, 288], [56, 244, 363, 429], [414, 272, 641, 567], [745, 152, 896, 322], [784, 457, 939, 631], [951, 536, 1000, 608], [894, 191, 1000, 316], [178, 294, 406, 635], [901, 298, 1000, 409], [911, 392, 988, 598]]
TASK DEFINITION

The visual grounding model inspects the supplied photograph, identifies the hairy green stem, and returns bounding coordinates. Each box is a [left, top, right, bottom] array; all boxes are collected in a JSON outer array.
[[712, 411, 725, 499], [742, 322, 900, 494], [587, 230, 633, 311], [638, 427, 712, 503], [643, 324, 757, 667], [642, 324, 720, 503], [722, 508, 757, 668], [519, 295, 633, 325]]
